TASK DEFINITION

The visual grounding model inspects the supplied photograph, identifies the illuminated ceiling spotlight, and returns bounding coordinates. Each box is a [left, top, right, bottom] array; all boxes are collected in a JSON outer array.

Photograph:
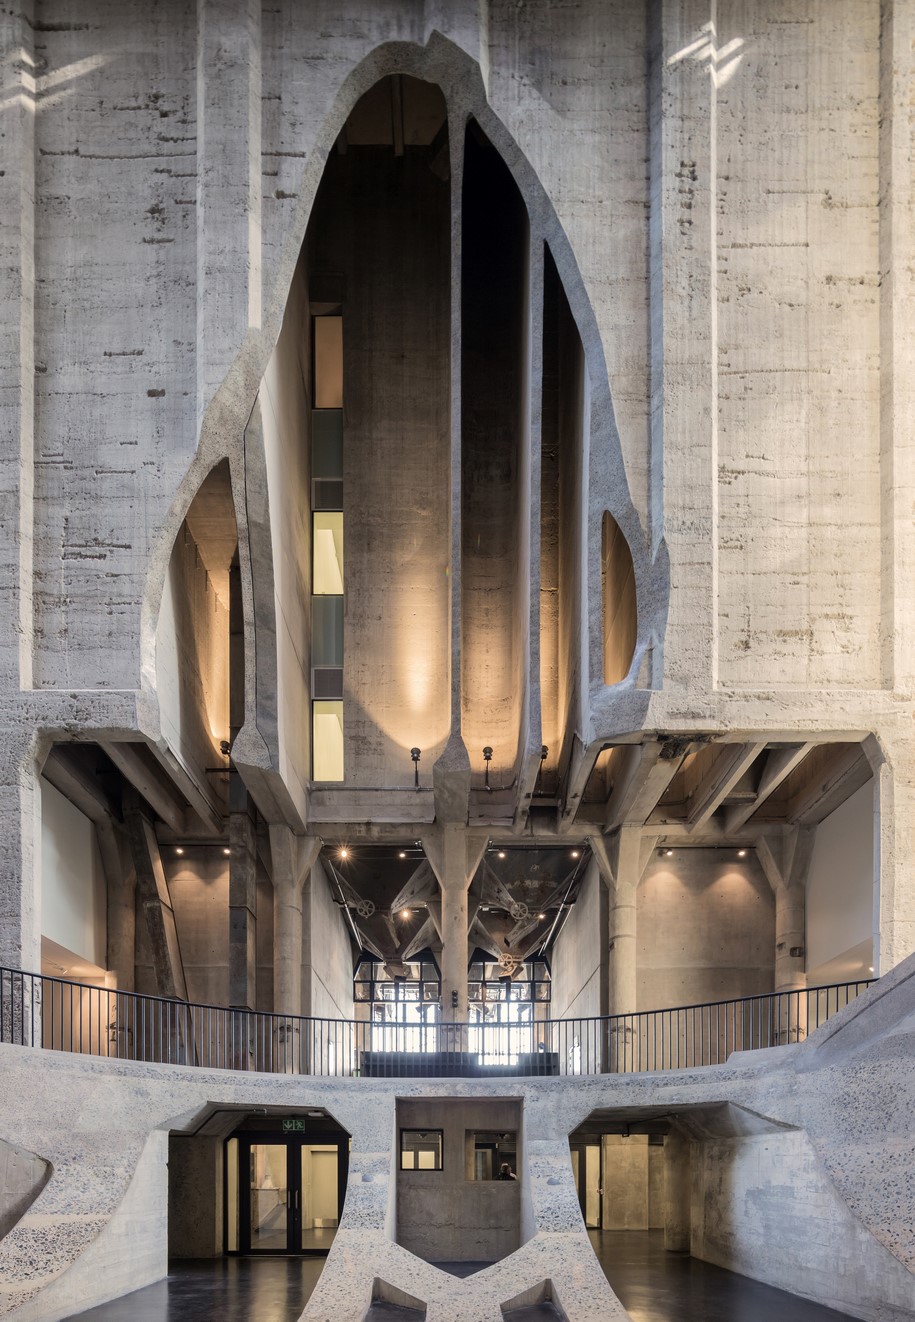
[[223, 847, 231, 856], [175, 847, 184, 856], [737, 848, 747, 858], [401, 909, 411, 919], [338, 847, 349, 861], [538, 913, 546, 920], [497, 850, 506, 859], [398, 851, 406, 859], [411, 747, 421, 790], [665, 848, 673, 857], [570, 849, 580, 859]]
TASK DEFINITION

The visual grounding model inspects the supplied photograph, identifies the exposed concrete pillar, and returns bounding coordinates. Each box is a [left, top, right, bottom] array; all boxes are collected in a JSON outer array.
[[268, 826, 321, 1016], [228, 806, 257, 1010], [591, 828, 657, 1071], [99, 820, 136, 994], [423, 827, 487, 1021], [125, 805, 189, 1002], [196, 0, 262, 423], [869, 734, 915, 974], [651, 0, 719, 690], [591, 828, 658, 1015], [757, 831, 814, 1043], [663, 1128, 691, 1253]]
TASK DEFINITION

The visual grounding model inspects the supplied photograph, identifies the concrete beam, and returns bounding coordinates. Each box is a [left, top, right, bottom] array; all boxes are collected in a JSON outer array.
[[389, 860, 438, 914], [102, 742, 186, 834], [401, 916, 438, 962], [558, 736, 602, 832], [786, 745, 873, 826], [685, 742, 767, 833], [723, 743, 816, 833], [41, 747, 119, 826], [125, 807, 188, 1001], [147, 742, 224, 835], [604, 739, 692, 830]]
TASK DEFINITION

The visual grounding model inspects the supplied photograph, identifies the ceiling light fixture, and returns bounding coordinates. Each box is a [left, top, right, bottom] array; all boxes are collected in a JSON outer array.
[[665, 848, 673, 857], [737, 848, 747, 858], [339, 847, 349, 861], [175, 847, 184, 856], [399, 851, 406, 859], [571, 849, 580, 859], [498, 850, 506, 860], [223, 847, 231, 856]]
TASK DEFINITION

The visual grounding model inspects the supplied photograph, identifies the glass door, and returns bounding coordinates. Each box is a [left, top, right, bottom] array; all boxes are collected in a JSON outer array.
[[231, 1132, 349, 1255], [248, 1144, 289, 1251]]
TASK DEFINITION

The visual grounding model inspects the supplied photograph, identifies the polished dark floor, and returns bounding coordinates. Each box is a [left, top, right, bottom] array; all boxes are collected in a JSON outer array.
[[592, 1230, 857, 1322], [66, 1258, 324, 1322], [65, 1235, 862, 1322]]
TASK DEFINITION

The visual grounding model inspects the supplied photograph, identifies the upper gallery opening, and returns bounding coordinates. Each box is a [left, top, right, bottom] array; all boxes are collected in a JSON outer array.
[[304, 75, 452, 791]]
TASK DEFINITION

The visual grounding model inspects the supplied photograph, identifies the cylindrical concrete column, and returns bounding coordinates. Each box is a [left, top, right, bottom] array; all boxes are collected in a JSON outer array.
[[440, 876, 469, 1023], [663, 1128, 691, 1253], [608, 881, 638, 1013], [608, 881, 637, 1069], [775, 884, 807, 1042], [273, 874, 304, 1017]]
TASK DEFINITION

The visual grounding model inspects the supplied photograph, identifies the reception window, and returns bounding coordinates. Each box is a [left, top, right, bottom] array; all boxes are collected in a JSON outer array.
[[400, 1130, 443, 1171]]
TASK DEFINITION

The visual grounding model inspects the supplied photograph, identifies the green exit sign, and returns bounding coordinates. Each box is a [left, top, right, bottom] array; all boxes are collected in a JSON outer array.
[[282, 1118, 305, 1132]]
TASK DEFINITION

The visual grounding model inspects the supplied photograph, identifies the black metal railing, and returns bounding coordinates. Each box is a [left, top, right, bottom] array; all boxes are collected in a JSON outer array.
[[0, 967, 873, 1078]]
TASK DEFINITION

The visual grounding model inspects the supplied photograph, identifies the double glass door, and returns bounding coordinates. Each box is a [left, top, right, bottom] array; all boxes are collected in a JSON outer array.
[[230, 1133, 348, 1255]]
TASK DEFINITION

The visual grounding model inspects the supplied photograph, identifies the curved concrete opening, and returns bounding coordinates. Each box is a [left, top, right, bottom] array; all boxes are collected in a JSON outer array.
[[600, 511, 637, 687]]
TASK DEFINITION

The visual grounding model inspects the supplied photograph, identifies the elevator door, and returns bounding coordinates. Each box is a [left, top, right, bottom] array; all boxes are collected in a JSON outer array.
[[234, 1134, 347, 1255]]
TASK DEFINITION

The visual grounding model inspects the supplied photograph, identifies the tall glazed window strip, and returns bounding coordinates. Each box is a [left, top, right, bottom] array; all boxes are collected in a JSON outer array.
[[312, 312, 345, 781]]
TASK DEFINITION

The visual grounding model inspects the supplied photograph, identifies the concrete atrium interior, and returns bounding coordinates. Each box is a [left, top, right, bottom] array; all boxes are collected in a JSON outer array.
[[0, 2, 914, 1320]]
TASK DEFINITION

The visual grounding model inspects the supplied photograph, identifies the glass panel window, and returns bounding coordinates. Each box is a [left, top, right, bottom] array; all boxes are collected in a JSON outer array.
[[314, 316, 343, 409], [313, 701, 344, 781], [226, 1137, 239, 1251], [468, 1131, 517, 1181], [312, 410, 343, 479], [400, 1129, 443, 1171], [249, 1144, 288, 1251], [312, 596, 344, 668], [313, 512, 344, 595]]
